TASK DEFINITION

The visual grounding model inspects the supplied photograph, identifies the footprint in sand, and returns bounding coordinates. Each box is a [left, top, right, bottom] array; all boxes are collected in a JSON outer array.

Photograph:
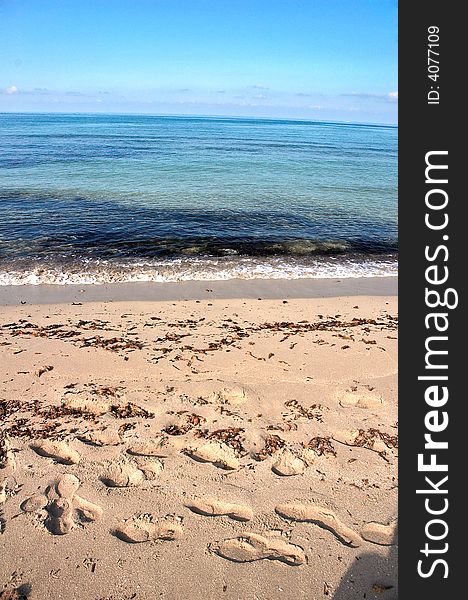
[[30, 440, 80, 465], [63, 396, 111, 416], [21, 474, 102, 535], [115, 514, 183, 543], [185, 499, 253, 522], [337, 388, 383, 409], [300, 448, 318, 466], [136, 459, 164, 480], [127, 436, 168, 457], [0, 434, 16, 504], [333, 429, 396, 456], [275, 503, 362, 548], [210, 387, 247, 405], [79, 429, 122, 447], [211, 533, 306, 566], [184, 441, 240, 470], [361, 521, 398, 546], [272, 449, 306, 476], [101, 458, 163, 487]]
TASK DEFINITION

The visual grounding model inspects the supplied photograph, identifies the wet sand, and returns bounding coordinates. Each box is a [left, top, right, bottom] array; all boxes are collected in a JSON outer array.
[[0, 276, 397, 305]]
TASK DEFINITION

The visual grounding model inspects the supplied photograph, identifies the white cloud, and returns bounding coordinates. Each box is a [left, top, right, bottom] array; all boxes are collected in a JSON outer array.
[[5, 85, 18, 95]]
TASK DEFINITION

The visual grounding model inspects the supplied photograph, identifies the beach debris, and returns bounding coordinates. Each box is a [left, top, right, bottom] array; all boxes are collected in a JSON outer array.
[[163, 413, 205, 436], [0, 399, 22, 421], [283, 399, 323, 422], [109, 402, 154, 419], [333, 428, 398, 459], [0, 385, 154, 444], [252, 434, 285, 461], [195, 427, 246, 456], [61, 384, 154, 419], [79, 336, 143, 352], [303, 437, 337, 457], [0, 314, 397, 370], [85, 384, 123, 398], [1, 417, 61, 441], [0, 433, 16, 505], [0, 320, 142, 354], [372, 584, 395, 593]]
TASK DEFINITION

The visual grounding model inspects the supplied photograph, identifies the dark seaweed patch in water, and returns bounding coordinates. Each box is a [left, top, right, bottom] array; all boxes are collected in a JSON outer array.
[[0, 191, 397, 262]]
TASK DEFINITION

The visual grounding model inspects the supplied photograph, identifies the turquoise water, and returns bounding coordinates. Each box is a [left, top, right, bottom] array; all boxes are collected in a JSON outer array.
[[0, 113, 397, 284]]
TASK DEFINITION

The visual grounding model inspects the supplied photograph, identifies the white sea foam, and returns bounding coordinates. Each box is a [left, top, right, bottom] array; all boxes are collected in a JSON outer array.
[[0, 256, 397, 286]]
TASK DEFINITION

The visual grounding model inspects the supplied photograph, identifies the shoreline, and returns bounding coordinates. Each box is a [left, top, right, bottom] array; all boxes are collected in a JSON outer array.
[[0, 275, 397, 306]]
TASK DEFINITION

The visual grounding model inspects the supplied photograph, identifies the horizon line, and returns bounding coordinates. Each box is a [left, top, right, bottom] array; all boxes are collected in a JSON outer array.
[[0, 110, 398, 128]]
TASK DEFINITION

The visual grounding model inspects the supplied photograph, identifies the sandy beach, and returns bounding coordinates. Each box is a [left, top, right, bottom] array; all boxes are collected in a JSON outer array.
[[0, 278, 397, 600]]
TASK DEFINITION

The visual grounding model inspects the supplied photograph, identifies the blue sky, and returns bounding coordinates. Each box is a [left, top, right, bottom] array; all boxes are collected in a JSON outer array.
[[0, 0, 398, 124]]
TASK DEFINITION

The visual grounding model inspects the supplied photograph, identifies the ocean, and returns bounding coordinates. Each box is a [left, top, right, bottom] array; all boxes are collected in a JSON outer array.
[[0, 113, 397, 285]]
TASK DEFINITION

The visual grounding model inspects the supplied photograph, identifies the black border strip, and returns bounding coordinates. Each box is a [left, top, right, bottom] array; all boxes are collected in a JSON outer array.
[[399, 2, 462, 596]]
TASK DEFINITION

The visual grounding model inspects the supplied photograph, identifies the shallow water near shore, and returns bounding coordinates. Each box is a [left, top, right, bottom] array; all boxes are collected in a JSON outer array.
[[0, 113, 397, 284]]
